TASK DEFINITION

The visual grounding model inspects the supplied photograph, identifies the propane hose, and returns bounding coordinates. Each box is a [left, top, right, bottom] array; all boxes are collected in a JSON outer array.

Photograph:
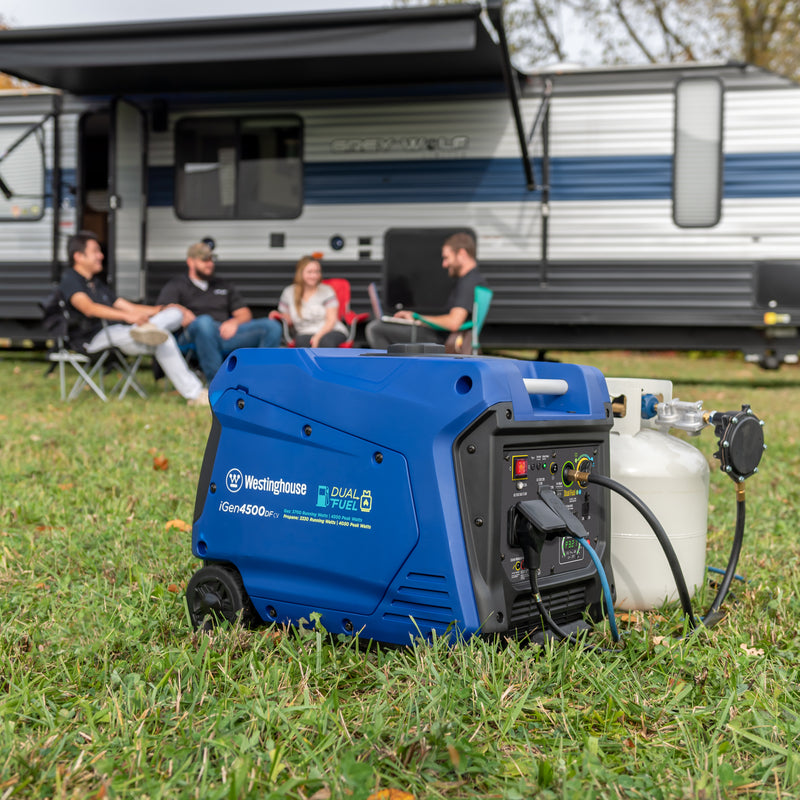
[[574, 471, 700, 629], [703, 488, 746, 623], [570, 469, 748, 630], [553, 405, 763, 636]]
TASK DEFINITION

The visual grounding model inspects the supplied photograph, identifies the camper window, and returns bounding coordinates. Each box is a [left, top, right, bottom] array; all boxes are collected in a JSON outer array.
[[0, 121, 46, 222], [174, 116, 303, 220], [673, 77, 723, 228]]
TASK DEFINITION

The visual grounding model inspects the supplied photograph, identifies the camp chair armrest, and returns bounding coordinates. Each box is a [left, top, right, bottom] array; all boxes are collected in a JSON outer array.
[[269, 310, 294, 344], [411, 311, 472, 332], [344, 310, 370, 326]]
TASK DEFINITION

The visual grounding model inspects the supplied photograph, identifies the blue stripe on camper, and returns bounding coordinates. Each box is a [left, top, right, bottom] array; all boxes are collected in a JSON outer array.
[[146, 152, 800, 207], [725, 153, 800, 198]]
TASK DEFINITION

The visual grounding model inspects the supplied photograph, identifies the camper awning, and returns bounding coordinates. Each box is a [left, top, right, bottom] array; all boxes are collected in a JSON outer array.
[[0, 3, 508, 95]]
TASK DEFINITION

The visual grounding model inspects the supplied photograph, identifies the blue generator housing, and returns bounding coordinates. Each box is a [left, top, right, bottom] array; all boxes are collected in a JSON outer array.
[[188, 346, 614, 645]]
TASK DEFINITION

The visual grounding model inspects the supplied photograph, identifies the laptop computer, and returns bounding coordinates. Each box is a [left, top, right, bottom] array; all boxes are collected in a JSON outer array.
[[368, 282, 418, 325]]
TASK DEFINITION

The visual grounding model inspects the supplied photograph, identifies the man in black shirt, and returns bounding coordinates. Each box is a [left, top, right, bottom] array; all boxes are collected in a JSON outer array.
[[156, 242, 282, 381], [59, 232, 207, 405], [365, 232, 486, 349]]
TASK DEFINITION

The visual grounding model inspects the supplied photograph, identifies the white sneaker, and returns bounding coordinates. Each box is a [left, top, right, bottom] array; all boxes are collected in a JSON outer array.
[[187, 388, 209, 407], [131, 322, 169, 347]]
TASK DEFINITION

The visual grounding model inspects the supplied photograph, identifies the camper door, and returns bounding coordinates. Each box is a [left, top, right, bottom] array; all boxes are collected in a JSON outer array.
[[0, 93, 57, 331], [108, 99, 146, 301]]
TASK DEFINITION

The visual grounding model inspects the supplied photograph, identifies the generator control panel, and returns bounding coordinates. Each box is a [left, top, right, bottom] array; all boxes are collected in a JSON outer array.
[[501, 444, 602, 588], [453, 411, 612, 637]]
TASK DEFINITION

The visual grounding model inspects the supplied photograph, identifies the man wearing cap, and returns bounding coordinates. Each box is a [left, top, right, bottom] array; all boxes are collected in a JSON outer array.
[[156, 242, 282, 381]]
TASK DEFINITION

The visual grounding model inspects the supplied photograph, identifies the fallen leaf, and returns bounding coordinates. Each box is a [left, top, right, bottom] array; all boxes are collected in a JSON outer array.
[[167, 584, 181, 594], [739, 643, 764, 657], [308, 789, 331, 800], [165, 519, 191, 532], [367, 791, 415, 800], [694, 667, 709, 685], [57, 483, 74, 491], [153, 455, 169, 471], [89, 784, 107, 800], [447, 744, 461, 769]]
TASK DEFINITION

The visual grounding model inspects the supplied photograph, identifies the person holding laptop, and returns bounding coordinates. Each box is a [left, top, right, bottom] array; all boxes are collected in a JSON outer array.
[[365, 232, 484, 349]]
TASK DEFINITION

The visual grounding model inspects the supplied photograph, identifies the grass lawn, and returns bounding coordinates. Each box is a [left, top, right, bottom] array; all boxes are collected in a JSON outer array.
[[1, 348, 798, 799]]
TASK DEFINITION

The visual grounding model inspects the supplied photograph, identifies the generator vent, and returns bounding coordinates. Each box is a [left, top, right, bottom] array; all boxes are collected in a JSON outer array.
[[509, 583, 588, 631], [384, 572, 454, 626]]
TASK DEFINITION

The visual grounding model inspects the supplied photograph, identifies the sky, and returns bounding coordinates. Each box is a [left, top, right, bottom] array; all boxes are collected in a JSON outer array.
[[1, 0, 391, 28]]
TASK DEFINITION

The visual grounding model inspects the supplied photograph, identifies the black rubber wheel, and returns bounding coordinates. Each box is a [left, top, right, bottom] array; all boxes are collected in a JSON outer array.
[[186, 564, 256, 631], [759, 354, 781, 370]]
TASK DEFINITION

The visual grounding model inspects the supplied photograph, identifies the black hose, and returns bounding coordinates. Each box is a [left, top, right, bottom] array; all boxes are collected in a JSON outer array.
[[584, 472, 699, 629], [704, 495, 746, 622]]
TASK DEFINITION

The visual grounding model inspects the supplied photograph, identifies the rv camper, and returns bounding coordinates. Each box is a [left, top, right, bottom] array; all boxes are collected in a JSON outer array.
[[1, 1, 800, 366]]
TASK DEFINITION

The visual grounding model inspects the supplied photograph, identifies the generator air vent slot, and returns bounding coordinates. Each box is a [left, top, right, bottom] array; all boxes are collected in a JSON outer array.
[[387, 572, 454, 623], [405, 572, 447, 584], [510, 584, 587, 626]]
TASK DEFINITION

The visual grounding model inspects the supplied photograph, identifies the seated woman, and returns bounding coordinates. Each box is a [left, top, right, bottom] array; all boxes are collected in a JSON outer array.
[[277, 256, 348, 347]]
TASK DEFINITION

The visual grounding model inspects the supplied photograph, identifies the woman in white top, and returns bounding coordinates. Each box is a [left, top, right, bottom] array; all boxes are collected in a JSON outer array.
[[277, 256, 348, 347]]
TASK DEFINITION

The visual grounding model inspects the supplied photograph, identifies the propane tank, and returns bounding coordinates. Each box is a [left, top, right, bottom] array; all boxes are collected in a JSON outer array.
[[605, 378, 709, 611]]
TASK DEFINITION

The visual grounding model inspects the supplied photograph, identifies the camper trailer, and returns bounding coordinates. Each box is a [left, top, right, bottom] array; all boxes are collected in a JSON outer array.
[[1, 1, 800, 365]]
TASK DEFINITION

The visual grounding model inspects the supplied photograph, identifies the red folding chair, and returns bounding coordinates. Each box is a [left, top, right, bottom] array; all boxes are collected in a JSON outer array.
[[269, 278, 368, 347]]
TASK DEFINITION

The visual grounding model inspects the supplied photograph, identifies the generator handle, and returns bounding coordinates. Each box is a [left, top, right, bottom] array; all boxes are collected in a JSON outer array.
[[523, 378, 568, 395]]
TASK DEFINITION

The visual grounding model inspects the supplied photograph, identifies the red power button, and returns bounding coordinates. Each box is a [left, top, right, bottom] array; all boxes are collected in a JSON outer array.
[[512, 456, 528, 479]]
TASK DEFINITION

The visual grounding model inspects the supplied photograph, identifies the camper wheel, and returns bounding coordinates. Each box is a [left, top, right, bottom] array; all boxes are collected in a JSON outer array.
[[759, 352, 781, 370], [186, 563, 256, 631]]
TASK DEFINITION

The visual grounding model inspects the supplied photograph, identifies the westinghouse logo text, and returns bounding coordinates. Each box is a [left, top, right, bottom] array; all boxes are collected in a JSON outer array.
[[225, 468, 307, 497], [244, 476, 307, 495]]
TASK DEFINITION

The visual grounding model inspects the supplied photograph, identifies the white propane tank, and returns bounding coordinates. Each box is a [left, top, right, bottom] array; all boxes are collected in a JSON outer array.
[[605, 377, 710, 611]]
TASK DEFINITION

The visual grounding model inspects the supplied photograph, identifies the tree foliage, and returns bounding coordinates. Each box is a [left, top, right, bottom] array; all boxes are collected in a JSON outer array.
[[549, 0, 800, 77], [396, 0, 800, 78]]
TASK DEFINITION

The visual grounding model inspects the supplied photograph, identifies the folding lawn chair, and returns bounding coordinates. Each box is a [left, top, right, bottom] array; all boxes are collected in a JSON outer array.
[[269, 278, 369, 347], [40, 288, 148, 401], [412, 285, 494, 354]]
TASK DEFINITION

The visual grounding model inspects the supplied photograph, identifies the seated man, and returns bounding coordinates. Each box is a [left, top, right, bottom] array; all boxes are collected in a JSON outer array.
[[365, 232, 486, 349], [59, 231, 207, 405], [157, 242, 282, 381]]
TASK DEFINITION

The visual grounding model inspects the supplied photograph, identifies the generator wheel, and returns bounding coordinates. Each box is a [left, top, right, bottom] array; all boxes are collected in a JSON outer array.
[[186, 564, 255, 631]]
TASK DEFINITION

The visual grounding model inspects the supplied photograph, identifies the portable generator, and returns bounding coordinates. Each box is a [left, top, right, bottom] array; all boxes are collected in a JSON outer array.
[[187, 344, 615, 645]]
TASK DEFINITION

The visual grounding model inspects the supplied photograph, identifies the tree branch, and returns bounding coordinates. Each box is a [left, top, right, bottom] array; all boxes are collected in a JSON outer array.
[[649, 0, 696, 60], [532, 0, 567, 61], [610, 0, 658, 62]]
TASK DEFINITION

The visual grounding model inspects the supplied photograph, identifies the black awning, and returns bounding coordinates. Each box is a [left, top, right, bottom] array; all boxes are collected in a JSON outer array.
[[0, 3, 507, 95]]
